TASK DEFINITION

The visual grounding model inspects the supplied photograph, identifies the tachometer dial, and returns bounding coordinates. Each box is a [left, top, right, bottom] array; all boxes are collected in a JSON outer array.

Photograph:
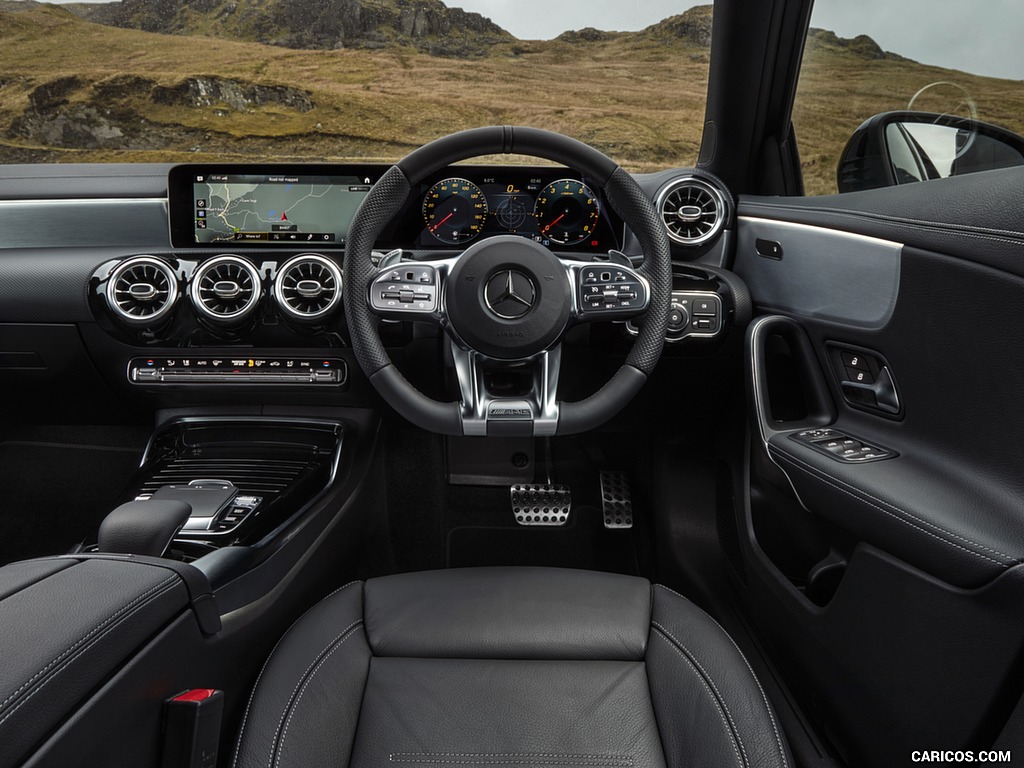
[[534, 179, 600, 245], [422, 178, 488, 244]]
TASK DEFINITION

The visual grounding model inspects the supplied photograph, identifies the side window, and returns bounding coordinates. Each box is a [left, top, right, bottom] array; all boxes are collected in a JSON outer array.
[[792, 2, 1024, 196]]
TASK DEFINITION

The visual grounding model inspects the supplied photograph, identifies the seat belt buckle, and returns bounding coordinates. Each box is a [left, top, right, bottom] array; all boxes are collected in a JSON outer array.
[[161, 688, 224, 768]]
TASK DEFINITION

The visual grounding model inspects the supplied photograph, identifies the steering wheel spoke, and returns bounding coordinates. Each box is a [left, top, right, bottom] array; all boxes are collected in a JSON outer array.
[[452, 340, 561, 437], [568, 261, 651, 323], [368, 257, 456, 324]]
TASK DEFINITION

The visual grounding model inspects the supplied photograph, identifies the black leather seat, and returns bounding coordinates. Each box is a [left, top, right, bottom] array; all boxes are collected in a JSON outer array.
[[232, 567, 791, 768]]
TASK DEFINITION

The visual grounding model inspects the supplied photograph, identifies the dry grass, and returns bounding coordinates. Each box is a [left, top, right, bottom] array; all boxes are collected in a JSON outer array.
[[794, 49, 1024, 195], [1, 4, 1021, 195]]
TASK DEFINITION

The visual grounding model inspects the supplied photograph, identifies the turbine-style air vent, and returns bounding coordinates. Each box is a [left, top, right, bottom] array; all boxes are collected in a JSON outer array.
[[656, 176, 727, 246], [190, 255, 262, 324], [106, 256, 178, 326], [273, 254, 343, 321]]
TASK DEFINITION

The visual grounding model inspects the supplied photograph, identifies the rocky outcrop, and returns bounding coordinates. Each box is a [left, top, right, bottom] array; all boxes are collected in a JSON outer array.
[[639, 5, 714, 47], [7, 74, 313, 150], [152, 77, 313, 112], [556, 27, 619, 44], [77, 0, 513, 56], [806, 29, 905, 61]]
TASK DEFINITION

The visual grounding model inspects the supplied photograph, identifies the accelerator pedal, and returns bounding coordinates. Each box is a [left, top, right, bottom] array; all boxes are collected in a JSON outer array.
[[600, 471, 634, 529], [511, 484, 571, 526]]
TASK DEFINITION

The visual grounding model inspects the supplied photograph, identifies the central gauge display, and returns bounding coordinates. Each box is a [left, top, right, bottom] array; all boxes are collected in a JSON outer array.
[[534, 179, 600, 245], [422, 178, 488, 244], [413, 168, 619, 253]]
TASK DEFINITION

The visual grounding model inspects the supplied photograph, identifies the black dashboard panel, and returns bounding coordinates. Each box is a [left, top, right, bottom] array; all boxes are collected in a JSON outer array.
[[0, 161, 736, 421]]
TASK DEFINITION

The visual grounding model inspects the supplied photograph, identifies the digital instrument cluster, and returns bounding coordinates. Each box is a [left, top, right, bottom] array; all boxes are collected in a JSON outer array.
[[415, 168, 619, 253]]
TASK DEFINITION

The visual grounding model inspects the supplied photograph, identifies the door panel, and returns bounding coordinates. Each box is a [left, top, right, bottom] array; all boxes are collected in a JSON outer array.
[[730, 169, 1024, 765]]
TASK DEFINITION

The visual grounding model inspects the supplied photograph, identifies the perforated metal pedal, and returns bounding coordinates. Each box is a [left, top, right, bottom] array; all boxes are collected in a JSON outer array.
[[511, 484, 571, 526], [600, 471, 633, 529]]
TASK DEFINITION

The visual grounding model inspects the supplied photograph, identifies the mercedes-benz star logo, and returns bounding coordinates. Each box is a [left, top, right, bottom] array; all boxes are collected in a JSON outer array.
[[484, 270, 536, 319]]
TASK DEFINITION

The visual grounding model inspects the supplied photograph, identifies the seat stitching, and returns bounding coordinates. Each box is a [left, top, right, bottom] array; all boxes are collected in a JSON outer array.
[[651, 626, 746, 768], [390, 753, 629, 760], [273, 622, 364, 768], [652, 622, 750, 768], [231, 580, 361, 768], [0, 579, 180, 728], [388, 759, 630, 766], [772, 449, 1012, 567], [655, 586, 789, 768], [0, 574, 179, 714]]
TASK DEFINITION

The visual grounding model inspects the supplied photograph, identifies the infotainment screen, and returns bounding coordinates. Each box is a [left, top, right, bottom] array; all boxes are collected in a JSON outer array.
[[167, 164, 385, 247]]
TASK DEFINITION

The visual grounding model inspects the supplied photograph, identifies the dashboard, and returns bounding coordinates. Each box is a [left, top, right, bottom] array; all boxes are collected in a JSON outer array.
[[0, 160, 737, 416]]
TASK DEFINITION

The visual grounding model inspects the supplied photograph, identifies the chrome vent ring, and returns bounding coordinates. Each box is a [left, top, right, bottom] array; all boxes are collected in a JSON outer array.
[[190, 255, 262, 323], [656, 176, 727, 246], [274, 254, 343, 321], [106, 256, 178, 326]]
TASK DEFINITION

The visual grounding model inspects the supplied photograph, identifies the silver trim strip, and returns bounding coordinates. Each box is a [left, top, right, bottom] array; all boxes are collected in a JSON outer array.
[[0, 197, 165, 207], [0, 198, 169, 249], [735, 216, 902, 329]]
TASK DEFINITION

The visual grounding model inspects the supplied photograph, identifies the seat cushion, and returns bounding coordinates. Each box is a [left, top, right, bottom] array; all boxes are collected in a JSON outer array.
[[232, 567, 791, 768]]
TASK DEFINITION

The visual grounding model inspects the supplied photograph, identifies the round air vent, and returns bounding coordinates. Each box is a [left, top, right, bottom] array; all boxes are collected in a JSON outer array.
[[189, 255, 262, 324], [273, 254, 343, 321], [105, 256, 178, 327], [656, 176, 727, 246]]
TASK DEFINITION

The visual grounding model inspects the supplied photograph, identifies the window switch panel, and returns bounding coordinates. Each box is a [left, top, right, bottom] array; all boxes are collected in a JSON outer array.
[[790, 429, 895, 463]]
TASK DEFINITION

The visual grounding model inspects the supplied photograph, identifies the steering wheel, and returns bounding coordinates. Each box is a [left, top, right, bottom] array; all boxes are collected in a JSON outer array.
[[343, 126, 671, 436]]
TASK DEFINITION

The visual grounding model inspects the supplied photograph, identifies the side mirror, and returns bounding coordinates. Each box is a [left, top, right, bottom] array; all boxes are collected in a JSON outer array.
[[837, 111, 1024, 193]]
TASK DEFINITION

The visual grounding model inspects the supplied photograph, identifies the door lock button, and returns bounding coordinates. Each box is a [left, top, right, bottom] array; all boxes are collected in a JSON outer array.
[[841, 351, 871, 371], [845, 367, 874, 384]]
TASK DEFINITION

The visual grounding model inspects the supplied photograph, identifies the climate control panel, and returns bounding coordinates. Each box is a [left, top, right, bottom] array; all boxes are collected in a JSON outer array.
[[128, 356, 346, 385]]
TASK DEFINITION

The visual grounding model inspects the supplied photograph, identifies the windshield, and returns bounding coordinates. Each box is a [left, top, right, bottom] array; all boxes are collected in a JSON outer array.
[[0, 0, 712, 170]]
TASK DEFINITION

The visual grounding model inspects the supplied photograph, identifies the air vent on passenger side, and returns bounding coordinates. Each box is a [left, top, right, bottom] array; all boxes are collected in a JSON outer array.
[[106, 256, 178, 327], [190, 255, 262, 324], [273, 254, 343, 321], [656, 176, 727, 246]]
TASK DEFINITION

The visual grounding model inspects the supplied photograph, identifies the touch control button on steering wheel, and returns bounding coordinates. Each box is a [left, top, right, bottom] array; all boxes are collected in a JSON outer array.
[[446, 235, 572, 360]]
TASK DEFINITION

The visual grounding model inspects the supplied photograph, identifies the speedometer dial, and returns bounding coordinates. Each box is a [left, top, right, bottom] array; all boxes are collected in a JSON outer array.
[[422, 178, 488, 244], [534, 179, 600, 245]]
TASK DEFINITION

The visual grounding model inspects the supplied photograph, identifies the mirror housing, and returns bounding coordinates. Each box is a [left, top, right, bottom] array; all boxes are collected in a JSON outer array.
[[837, 111, 1024, 193]]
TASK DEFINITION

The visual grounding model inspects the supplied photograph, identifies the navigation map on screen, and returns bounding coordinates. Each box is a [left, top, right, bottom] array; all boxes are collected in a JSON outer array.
[[192, 173, 371, 245]]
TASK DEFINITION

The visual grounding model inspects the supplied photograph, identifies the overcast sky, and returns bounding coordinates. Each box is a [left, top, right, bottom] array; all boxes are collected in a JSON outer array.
[[50, 0, 1024, 80]]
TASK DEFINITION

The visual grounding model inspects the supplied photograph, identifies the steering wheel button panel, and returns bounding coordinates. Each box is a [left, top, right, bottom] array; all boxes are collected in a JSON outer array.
[[576, 266, 649, 317], [371, 265, 439, 314]]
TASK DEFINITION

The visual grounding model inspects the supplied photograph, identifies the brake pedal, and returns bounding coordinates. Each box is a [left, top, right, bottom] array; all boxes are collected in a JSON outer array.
[[511, 484, 571, 526], [600, 471, 633, 529]]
